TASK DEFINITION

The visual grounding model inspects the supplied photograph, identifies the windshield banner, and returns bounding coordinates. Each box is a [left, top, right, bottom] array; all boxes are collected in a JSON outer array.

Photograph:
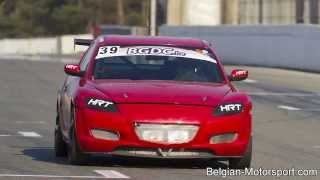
[[95, 46, 217, 63]]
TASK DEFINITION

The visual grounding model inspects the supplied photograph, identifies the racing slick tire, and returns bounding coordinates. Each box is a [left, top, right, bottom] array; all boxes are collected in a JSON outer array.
[[67, 127, 89, 165], [54, 116, 67, 157], [228, 137, 252, 169], [67, 108, 89, 165]]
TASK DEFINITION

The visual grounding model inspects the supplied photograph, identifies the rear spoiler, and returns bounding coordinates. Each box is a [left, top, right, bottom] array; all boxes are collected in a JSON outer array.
[[74, 38, 93, 50]]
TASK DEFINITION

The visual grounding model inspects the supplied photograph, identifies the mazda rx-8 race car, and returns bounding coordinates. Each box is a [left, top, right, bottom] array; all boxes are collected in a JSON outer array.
[[55, 35, 252, 169]]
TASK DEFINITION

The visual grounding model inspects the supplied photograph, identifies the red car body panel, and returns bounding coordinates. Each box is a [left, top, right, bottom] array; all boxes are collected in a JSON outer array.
[[90, 80, 231, 105], [57, 35, 252, 159]]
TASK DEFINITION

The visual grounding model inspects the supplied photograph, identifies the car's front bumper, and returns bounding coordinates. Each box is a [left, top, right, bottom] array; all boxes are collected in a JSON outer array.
[[75, 104, 252, 158]]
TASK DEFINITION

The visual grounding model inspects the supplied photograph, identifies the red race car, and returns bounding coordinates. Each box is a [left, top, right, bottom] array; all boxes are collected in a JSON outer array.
[[55, 35, 252, 169]]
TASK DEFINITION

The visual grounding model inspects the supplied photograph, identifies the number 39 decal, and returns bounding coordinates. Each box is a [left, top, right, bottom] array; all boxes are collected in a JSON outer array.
[[98, 46, 119, 55]]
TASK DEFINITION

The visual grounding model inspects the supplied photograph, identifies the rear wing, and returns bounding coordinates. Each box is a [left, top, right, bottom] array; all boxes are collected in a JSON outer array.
[[74, 39, 93, 50]]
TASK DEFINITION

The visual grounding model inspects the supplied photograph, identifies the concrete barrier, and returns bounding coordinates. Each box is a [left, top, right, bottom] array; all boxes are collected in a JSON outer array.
[[0, 34, 92, 55], [0, 37, 58, 54], [159, 25, 320, 72], [1, 26, 320, 72]]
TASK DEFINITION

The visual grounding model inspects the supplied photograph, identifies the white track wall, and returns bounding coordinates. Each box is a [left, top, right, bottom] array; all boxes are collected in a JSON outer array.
[[0, 34, 92, 55], [160, 25, 320, 72], [1, 26, 320, 72]]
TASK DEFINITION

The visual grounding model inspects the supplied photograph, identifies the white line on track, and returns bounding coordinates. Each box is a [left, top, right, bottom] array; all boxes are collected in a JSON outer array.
[[0, 170, 130, 179], [248, 92, 317, 97], [243, 79, 257, 83], [0, 134, 11, 137], [94, 170, 130, 179], [0, 174, 107, 179], [15, 121, 45, 124], [277, 105, 301, 111], [18, 131, 42, 138]]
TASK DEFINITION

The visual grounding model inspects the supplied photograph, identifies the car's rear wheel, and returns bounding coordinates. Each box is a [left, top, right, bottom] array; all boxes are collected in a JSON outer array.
[[228, 137, 252, 169], [54, 116, 67, 157], [67, 109, 89, 165]]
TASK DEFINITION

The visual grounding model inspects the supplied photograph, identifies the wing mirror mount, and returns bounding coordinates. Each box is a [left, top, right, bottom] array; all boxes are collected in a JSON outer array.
[[228, 69, 248, 81], [64, 64, 84, 77]]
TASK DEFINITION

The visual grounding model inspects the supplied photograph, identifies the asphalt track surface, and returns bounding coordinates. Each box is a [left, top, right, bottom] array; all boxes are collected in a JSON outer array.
[[0, 58, 320, 180]]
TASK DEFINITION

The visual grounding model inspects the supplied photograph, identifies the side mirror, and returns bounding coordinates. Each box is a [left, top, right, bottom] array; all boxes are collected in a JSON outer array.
[[228, 69, 248, 81], [64, 64, 84, 77]]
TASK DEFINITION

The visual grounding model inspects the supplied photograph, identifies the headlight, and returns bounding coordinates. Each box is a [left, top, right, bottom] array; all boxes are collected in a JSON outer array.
[[214, 103, 243, 116], [86, 98, 118, 112]]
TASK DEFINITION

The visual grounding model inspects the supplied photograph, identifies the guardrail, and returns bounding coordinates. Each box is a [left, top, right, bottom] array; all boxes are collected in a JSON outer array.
[[160, 25, 320, 72]]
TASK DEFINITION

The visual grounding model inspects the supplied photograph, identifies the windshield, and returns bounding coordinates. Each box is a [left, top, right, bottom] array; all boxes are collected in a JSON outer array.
[[93, 55, 224, 83]]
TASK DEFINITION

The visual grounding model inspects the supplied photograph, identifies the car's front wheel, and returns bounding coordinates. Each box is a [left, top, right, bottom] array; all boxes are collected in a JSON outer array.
[[228, 138, 252, 169], [67, 109, 89, 165], [67, 128, 89, 165], [54, 116, 67, 157]]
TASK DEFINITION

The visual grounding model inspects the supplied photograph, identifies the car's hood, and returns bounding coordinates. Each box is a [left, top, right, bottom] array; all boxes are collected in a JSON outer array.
[[90, 80, 231, 106]]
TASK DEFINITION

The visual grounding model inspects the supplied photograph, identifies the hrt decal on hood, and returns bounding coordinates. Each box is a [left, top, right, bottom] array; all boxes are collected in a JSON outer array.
[[86, 98, 117, 112], [214, 103, 243, 116], [220, 104, 242, 112]]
